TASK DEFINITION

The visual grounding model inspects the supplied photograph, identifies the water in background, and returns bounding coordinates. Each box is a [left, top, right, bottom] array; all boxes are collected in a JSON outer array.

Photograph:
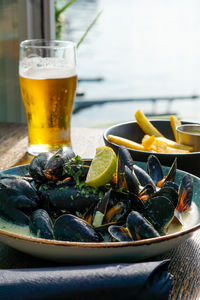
[[60, 0, 200, 127]]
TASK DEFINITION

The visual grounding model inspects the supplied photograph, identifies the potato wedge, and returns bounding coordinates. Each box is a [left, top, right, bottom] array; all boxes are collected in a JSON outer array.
[[135, 110, 164, 137], [170, 115, 181, 143], [108, 135, 145, 151]]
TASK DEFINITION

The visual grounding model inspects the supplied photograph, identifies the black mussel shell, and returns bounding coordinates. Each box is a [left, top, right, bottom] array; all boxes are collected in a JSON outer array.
[[39, 183, 99, 213], [0, 204, 29, 226], [127, 211, 159, 240], [62, 164, 90, 181], [29, 209, 54, 239], [177, 174, 193, 212], [149, 186, 178, 208], [143, 196, 175, 234], [108, 225, 133, 242], [54, 214, 103, 242], [118, 146, 134, 171], [29, 152, 52, 182], [0, 177, 40, 205], [147, 155, 163, 185], [43, 147, 76, 181], [0, 177, 39, 226], [128, 193, 145, 213], [124, 166, 139, 195], [157, 158, 177, 188], [0, 188, 37, 210], [92, 189, 111, 227], [117, 147, 134, 190], [133, 165, 156, 189], [162, 181, 179, 193], [138, 184, 155, 201], [104, 201, 127, 224]]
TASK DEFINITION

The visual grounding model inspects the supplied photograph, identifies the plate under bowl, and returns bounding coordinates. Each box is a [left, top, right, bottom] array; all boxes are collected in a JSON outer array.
[[104, 120, 200, 177], [0, 163, 199, 264]]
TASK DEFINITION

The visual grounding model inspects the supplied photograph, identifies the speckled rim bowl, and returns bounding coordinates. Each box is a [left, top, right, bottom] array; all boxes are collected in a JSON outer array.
[[103, 120, 200, 177], [0, 163, 199, 264]]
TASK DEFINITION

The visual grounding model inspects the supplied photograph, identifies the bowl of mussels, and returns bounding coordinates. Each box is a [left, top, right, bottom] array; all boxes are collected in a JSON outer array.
[[0, 145, 199, 263]]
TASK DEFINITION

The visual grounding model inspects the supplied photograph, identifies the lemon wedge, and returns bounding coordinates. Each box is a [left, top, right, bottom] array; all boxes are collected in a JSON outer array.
[[85, 146, 117, 188]]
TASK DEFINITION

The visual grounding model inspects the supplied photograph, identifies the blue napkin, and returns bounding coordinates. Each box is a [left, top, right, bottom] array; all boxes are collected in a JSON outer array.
[[0, 260, 173, 300]]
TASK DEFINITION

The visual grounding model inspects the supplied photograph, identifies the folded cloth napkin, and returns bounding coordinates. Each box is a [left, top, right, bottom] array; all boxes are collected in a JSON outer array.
[[0, 260, 173, 300]]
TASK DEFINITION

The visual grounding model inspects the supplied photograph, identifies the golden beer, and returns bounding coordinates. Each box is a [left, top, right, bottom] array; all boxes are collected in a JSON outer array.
[[19, 40, 77, 155], [19, 73, 77, 153]]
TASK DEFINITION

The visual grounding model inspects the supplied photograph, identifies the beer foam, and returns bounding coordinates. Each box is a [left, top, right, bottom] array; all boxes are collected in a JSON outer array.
[[19, 57, 77, 79]]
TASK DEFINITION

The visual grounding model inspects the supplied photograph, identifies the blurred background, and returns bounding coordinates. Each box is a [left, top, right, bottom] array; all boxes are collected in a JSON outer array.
[[1, 0, 200, 127]]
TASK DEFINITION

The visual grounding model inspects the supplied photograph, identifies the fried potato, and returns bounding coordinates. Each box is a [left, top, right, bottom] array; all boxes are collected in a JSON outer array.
[[107, 112, 193, 153], [141, 135, 155, 149], [107, 135, 145, 151], [135, 110, 164, 137], [170, 115, 181, 143], [165, 147, 189, 154], [155, 137, 193, 152]]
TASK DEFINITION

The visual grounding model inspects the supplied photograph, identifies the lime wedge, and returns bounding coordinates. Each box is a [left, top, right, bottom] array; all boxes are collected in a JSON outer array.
[[85, 146, 117, 188]]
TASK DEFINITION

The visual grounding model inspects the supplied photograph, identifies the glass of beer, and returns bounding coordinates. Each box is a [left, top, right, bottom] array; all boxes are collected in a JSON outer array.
[[19, 40, 77, 155]]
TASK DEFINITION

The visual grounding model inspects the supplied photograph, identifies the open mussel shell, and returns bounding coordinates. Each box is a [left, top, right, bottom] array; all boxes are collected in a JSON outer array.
[[104, 201, 127, 224], [126, 211, 159, 240], [138, 184, 155, 201], [43, 147, 76, 181], [62, 159, 92, 182], [176, 174, 193, 213], [63, 164, 90, 181], [118, 146, 134, 171], [92, 189, 111, 227], [147, 155, 177, 188], [147, 155, 164, 185], [108, 225, 133, 242], [117, 146, 139, 194], [143, 196, 175, 234], [133, 165, 156, 189], [159, 159, 177, 188], [29, 209, 54, 239], [54, 214, 103, 242], [124, 166, 139, 195], [29, 152, 52, 182]]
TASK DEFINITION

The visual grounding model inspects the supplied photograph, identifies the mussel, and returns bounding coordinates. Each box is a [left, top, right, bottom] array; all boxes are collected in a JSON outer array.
[[29, 209, 54, 239], [39, 182, 100, 213], [0, 177, 39, 225], [54, 214, 103, 242], [108, 211, 159, 242]]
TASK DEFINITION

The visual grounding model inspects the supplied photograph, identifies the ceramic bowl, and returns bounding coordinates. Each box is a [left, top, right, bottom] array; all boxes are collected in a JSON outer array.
[[0, 163, 199, 264], [103, 120, 200, 177]]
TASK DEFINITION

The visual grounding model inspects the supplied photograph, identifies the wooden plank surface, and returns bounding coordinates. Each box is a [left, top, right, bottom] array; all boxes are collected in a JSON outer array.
[[0, 122, 199, 299], [0, 123, 104, 170]]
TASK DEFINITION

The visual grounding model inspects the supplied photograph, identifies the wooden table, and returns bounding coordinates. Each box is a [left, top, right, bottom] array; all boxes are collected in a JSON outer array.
[[0, 122, 199, 299]]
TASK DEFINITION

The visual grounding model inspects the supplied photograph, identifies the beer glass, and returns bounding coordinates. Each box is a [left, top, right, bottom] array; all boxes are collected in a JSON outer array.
[[19, 40, 77, 155]]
